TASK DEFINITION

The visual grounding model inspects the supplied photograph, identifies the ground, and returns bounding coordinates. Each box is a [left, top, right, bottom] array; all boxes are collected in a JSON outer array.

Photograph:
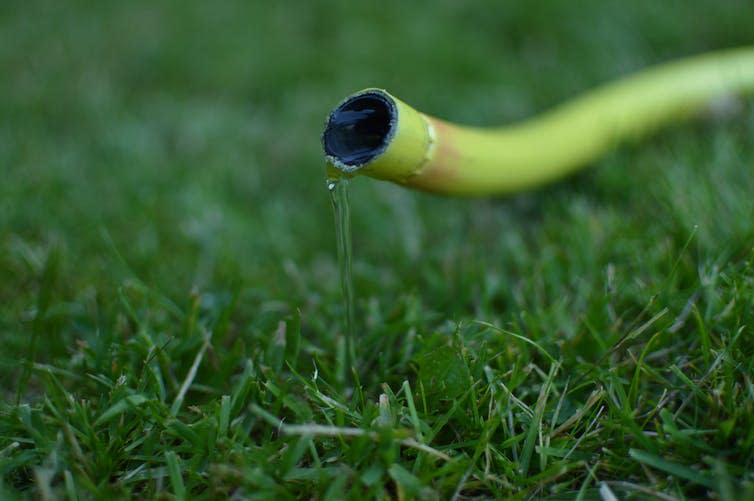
[[1, 0, 753, 499]]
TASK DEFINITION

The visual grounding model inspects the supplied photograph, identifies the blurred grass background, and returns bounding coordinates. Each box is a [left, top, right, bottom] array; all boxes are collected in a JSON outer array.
[[2, 0, 752, 344], [1, 0, 754, 498]]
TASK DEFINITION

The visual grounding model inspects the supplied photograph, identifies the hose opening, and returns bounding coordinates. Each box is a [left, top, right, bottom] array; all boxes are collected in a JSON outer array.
[[323, 91, 396, 169]]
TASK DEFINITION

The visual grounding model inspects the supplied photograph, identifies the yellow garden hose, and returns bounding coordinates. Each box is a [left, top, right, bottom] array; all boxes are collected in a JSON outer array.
[[322, 46, 754, 196]]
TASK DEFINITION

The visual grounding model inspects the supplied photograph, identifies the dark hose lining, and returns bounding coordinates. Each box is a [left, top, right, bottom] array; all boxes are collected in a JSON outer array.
[[323, 92, 395, 166]]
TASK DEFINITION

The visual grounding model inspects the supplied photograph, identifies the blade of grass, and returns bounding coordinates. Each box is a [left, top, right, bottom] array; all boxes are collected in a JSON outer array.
[[165, 451, 186, 501], [629, 448, 715, 488]]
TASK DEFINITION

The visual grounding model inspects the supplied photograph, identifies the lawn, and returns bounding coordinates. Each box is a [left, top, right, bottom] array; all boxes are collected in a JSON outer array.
[[1, 0, 754, 499]]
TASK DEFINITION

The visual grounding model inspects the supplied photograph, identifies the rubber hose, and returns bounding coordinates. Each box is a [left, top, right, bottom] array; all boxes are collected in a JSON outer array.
[[322, 46, 754, 196]]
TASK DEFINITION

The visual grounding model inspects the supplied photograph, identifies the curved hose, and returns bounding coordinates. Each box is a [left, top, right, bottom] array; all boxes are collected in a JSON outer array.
[[322, 46, 754, 196]]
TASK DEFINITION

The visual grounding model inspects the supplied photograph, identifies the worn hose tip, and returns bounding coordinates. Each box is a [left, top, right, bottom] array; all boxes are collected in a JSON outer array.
[[323, 90, 397, 173]]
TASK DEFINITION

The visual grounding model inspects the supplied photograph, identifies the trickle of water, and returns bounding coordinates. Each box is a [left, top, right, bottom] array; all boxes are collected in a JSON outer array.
[[327, 176, 356, 387]]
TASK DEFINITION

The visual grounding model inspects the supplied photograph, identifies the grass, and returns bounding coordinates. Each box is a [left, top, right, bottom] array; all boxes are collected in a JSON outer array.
[[1, 0, 754, 498]]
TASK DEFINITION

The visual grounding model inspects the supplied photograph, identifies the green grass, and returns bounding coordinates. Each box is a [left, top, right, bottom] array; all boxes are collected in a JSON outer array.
[[2, 0, 754, 499]]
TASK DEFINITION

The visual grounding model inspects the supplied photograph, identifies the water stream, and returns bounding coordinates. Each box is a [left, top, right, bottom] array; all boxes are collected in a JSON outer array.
[[327, 176, 356, 388]]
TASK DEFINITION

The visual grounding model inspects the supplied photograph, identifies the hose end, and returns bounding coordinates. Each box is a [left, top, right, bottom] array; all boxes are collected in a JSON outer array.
[[323, 89, 397, 173]]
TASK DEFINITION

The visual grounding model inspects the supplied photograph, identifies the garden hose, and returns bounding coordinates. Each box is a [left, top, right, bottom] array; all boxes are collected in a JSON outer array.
[[322, 46, 754, 196]]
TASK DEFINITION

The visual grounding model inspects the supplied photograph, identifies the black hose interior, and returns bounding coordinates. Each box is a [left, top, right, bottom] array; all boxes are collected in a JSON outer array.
[[323, 92, 394, 166]]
